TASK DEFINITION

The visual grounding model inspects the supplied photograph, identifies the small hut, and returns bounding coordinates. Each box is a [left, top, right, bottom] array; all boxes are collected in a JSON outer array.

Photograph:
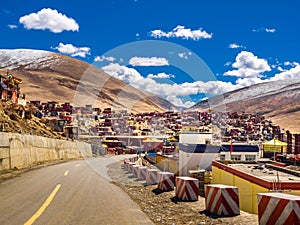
[[262, 138, 287, 158]]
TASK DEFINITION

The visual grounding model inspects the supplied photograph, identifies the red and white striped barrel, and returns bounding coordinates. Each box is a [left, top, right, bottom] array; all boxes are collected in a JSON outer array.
[[125, 162, 134, 171], [175, 177, 199, 201], [128, 163, 135, 172], [158, 172, 175, 191], [124, 158, 130, 164], [258, 192, 300, 225], [132, 165, 140, 177], [205, 184, 240, 216], [137, 166, 148, 180], [146, 169, 159, 185], [123, 162, 129, 171], [129, 156, 138, 162]]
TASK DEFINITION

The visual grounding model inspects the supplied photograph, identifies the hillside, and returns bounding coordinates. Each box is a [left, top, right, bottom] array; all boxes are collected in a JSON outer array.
[[192, 79, 300, 132], [0, 49, 172, 113], [0, 101, 61, 138]]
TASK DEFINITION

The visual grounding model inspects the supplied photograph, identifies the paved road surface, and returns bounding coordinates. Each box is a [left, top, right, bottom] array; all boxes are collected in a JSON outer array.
[[0, 156, 154, 225]]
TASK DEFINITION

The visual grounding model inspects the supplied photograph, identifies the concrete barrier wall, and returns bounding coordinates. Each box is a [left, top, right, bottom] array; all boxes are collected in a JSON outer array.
[[0, 132, 92, 171]]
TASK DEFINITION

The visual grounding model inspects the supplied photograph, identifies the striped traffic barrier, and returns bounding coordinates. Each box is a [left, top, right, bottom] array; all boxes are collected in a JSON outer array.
[[175, 177, 199, 201], [129, 156, 139, 162], [137, 166, 148, 180], [158, 172, 175, 191], [125, 162, 134, 171], [128, 162, 135, 173], [146, 169, 159, 185], [205, 184, 240, 216], [258, 192, 300, 225], [132, 165, 140, 177]]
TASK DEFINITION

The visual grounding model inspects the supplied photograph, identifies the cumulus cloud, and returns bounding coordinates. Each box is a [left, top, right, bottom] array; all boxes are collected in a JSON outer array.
[[147, 73, 175, 79], [228, 43, 245, 49], [269, 65, 300, 82], [129, 57, 169, 66], [19, 8, 79, 33], [166, 96, 195, 108], [150, 25, 212, 40], [235, 77, 264, 87], [102, 63, 144, 84], [54, 43, 90, 58], [8, 24, 17, 29], [102, 63, 237, 107], [224, 51, 271, 78], [94, 56, 116, 62]]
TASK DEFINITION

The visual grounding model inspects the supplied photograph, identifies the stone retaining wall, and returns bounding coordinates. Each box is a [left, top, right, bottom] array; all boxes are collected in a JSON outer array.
[[0, 132, 92, 170]]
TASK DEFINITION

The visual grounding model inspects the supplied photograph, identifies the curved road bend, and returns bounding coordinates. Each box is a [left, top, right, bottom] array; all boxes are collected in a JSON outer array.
[[0, 156, 154, 225]]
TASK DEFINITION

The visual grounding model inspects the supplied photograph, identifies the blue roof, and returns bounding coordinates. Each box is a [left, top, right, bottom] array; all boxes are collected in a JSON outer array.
[[179, 144, 259, 153]]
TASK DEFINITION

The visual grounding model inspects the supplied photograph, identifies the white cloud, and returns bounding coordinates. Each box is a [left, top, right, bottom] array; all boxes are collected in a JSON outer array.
[[284, 61, 299, 67], [178, 52, 192, 59], [150, 25, 212, 40], [269, 65, 300, 81], [19, 8, 79, 33], [8, 24, 17, 29], [102, 63, 144, 84], [235, 77, 264, 87], [166, 96, 195, 108], [147, 73, 175, 79], [266, 28, 276, 33], [129, 57, 169, 66], [94, 56, 116, 62], [228, 43, 245, 49], [252, 28, 276, 33], [224, 51, 271, 78], [54, 43, 90, 58], [277, 66, 285, 72], [102, 63, 237, 107], [224, 62, 232, 66]]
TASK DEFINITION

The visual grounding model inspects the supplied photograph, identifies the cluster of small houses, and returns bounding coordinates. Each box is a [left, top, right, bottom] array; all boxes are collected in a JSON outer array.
[[0, 72, 24, 104]]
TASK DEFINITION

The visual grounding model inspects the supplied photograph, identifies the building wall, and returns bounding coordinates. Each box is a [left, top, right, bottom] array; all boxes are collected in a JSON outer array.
[[212, 162, 300, 214], [179, 133, 213, 144], [156, 154, 178, 175], [217, 152, 260, 161], [0, 132, 92, 171], [179, 151, 218, 175]]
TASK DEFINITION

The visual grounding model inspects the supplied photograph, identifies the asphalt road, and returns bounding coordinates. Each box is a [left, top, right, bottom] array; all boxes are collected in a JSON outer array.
[[0, 156, 154, 225]]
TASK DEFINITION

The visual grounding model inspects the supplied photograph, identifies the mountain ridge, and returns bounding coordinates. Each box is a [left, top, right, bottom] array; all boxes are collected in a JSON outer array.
[[192, 79, 300, 132], [0, 49, 175, 113]]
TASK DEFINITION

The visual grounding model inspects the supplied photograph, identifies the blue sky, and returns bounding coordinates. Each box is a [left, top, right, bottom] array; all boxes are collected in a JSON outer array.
[[1, 0, 300, 107]]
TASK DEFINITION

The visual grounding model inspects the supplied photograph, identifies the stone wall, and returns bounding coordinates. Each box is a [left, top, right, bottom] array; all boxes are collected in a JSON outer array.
[[0, 132, 92, 171]]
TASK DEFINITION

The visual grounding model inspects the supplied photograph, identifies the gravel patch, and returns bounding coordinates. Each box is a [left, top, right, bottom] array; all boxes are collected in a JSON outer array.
[[107, 161, 259, 225]]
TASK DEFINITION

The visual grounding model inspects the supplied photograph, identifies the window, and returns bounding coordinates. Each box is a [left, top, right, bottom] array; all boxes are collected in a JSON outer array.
[[231, 155, 241, 161], [219, 154, 226, 161], [245, 155, 256, 161]]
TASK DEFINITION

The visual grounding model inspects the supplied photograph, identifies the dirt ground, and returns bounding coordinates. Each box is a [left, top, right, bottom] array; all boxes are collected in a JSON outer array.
[[107, 161, 259, 225], [0, 101, 62, 138]]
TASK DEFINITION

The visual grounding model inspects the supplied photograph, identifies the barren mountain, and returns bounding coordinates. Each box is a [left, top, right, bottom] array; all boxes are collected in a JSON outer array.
[[0, 49, 173, 113], [192, 79, 300, 132]]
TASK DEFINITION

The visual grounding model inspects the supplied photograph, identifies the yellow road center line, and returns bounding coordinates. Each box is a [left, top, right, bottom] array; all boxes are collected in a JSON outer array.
[[24, 184, 61, 225], [75, 164, 80, 167], [64, 171, 69, 176]]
